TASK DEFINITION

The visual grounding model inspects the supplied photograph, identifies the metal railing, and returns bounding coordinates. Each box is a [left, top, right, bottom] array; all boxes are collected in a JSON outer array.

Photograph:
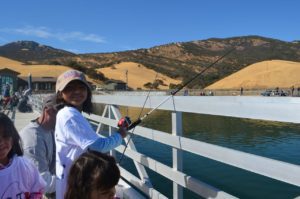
[[30, 94, 300, 199]]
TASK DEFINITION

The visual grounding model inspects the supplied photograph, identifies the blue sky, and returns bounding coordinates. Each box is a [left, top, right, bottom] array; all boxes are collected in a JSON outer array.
[[0, 0, 299, 53]]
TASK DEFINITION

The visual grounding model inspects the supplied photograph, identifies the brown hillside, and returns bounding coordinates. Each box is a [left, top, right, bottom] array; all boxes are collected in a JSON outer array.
[[0, 56, 95, 83], [0, 56, 71, 77], [205, 60, 300, 90], [2, 36, 300, 89], [0, 56, 24, 66], [97, 62, 181, 89]]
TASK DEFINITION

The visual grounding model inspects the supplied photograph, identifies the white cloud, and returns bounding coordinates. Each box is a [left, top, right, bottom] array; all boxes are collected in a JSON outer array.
[[0, 26, 105, 43], [65, 48, 81, 53], [15, 26, 52, 38], [81, 33, 105, 43], [56, 31, 105, 43]]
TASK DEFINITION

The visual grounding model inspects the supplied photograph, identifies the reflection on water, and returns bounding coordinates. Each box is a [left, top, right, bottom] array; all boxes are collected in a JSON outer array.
[[94, 104, 300, 198]]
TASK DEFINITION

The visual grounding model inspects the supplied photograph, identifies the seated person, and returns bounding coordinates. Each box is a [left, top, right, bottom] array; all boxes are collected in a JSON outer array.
[[20, 94, 57, 196]]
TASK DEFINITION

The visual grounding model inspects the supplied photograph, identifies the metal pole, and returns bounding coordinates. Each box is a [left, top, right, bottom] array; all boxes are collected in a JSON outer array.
[[125, 70, 128, 91]]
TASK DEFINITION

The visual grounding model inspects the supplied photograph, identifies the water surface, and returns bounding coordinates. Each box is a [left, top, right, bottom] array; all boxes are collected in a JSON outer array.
[[96, 105, 300, 198]]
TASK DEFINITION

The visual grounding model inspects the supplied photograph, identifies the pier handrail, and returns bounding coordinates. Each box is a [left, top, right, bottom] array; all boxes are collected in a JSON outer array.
[[93, 95, 300, 123], [30, 94, 300, 199]]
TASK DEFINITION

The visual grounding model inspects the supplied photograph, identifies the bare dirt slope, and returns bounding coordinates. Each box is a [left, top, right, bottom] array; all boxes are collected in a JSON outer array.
[[206, 60, 300, 90], [0, 56, 24, 66], [97, 62, 181, 89], [0, 56, 72, 77]]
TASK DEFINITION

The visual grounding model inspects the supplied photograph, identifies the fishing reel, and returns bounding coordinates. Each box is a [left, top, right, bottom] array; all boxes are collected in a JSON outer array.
[[118, 116, 142, 131], [118, 116, 132, 129]]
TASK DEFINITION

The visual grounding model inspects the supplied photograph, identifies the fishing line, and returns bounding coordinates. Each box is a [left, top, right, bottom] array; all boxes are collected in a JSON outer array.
[[118, 47, 236, 164], [118, 73, 159, 163]]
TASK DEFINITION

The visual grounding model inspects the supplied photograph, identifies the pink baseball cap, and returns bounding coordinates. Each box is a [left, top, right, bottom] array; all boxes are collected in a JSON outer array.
[[56, 70, 90, 93]]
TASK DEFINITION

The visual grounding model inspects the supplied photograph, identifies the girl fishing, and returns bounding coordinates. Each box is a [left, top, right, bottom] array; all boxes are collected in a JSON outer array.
[[0, 113, 45, 198], [54, 70, 129, 198]]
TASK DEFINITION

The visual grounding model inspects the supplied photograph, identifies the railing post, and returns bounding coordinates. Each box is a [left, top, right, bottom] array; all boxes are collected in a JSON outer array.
[[109, 105, 153, 188], [172, 111, 183, 199]]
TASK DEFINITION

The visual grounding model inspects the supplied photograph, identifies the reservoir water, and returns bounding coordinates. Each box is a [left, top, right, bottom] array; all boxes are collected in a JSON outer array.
[[97, 106, 300, 198]]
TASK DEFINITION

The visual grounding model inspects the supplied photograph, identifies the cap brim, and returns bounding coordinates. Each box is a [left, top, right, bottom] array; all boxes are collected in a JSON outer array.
[[56, 78, 90, 93]]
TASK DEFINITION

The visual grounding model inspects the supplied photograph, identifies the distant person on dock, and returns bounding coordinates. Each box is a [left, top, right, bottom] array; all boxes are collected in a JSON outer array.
[[54, 70, 130, 198], [17, 86, 33, 113], [9, 93, 19, 111], [20, 94, 57, 197], [64, 150, 120, 199], [183, 89, 189, 96], [2, 84, 11, 109], [2, 83, 10, 98], [0, 113, 46, 198], [17, 95, 33, 113], [291, 86, 295, 96], [240, 87, 244, 96], [275, 87, 279, 95]]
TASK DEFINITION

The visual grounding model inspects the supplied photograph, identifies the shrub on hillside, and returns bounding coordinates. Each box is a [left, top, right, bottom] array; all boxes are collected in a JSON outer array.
[[169, 83, 181, 89], [144, 82, 153, 89], [66, 60, 87, 73], [48, 60, 61, 65], [86, 68, 107, 81]]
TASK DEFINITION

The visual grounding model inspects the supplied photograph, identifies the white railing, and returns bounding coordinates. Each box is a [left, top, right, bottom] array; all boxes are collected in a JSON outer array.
[[31, 94, 300, 199]]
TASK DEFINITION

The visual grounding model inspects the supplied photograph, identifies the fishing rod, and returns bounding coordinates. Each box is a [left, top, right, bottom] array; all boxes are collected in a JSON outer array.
[[126, 47, 236, 131], [117, 47, 236, 163]]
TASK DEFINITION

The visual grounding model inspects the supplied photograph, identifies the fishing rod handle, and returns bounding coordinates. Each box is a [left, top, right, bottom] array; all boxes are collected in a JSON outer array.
[[127, 118, 142, 130]]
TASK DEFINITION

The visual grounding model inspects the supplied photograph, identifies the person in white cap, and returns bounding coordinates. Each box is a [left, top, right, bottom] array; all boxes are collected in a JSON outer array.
[[54, 70, 130, 199]]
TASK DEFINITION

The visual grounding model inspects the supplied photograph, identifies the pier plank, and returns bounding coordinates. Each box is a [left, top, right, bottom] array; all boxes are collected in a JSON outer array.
[[14, 111, 39, 131]]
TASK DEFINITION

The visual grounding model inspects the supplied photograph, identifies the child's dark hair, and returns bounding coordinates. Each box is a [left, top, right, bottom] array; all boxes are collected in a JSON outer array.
[[0, 113, 23, 157], [56, 83, 93, 114], [64, 150, 120, 199]]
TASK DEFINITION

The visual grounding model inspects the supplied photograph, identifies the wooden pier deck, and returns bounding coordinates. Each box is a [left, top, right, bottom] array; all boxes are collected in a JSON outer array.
[[14, 111, 39, 131], [4, 109, 40, 131]]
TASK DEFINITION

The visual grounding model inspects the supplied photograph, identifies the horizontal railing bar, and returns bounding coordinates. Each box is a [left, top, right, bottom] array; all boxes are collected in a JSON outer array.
[[85, 113, 300, 187], [116, 145, 237, 199], [119, 167, 168, 199], [32, 95, 300, 197], [84, 113, 117, 127], [117, 178, 147, 199], [93, 95, 300, 123]]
